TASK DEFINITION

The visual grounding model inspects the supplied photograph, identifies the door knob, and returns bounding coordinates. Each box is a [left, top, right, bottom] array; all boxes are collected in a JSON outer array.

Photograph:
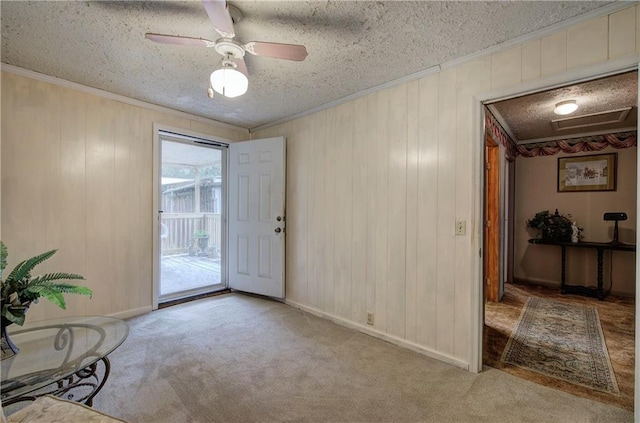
[[274, 227, 282, 234]]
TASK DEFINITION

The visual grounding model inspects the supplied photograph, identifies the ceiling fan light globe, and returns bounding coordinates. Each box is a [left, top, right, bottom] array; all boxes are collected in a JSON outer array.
[[210, 68, 248, 98], [554, 100, 578, 115]]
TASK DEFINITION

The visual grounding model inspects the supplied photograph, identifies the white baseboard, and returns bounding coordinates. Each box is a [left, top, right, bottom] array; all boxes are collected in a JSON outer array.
[[108, 306, 153, 320], [284, 299, 469, 370]]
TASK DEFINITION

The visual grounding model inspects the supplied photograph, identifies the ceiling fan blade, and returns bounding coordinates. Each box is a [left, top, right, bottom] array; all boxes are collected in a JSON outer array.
[[202, 0, 235, 39], [244, 41, 308, 61], [235, 57, 248, 77], [145, 33, 214, 47]]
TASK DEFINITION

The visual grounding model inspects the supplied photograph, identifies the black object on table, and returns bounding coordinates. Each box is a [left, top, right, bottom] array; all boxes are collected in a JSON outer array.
[[528, 239, 636, 300]]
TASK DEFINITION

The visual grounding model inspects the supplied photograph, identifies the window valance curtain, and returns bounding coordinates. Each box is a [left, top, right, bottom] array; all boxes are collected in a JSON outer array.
[[485, 110, 518, 159], [485, 110, 636, 159], [514, 132, 636, 157]]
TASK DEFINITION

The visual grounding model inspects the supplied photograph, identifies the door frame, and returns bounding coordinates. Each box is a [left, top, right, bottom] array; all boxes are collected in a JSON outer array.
[[484, 136, 500, 302], [470, 57, 640, 395], [483, 133, 514, 303], [152, 123, 233, 310]]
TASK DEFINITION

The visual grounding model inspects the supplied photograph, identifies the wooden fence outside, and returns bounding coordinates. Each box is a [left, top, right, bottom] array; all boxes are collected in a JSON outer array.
[[161, 213, 221, 256]]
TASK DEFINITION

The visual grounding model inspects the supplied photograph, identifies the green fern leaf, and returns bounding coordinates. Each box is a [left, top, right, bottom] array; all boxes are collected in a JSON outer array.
[[24, 284, 67, 309], [6, 249, 57, 284], [28, 281, 91, 297], [23, 281, 92, 310], [0, 241, 7, 276], [60, 284, 91, 297], [30, 273, 85, 284]]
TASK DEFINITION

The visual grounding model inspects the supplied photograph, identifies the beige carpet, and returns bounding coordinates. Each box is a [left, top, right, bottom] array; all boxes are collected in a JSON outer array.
[[93, 293, 632, 422]]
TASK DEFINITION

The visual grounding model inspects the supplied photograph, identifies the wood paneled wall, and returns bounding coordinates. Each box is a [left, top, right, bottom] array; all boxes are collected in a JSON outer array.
[[1, 5, 638, 368], [252, 5, 640, 367], [1, 71, 247, 322]]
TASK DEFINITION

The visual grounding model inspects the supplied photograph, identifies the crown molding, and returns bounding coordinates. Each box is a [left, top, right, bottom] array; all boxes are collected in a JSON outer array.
[[251, 64, 441, 133], [477, 54, 639, 104], [0, 63, 249, 135], [251, 1, 637, 133]]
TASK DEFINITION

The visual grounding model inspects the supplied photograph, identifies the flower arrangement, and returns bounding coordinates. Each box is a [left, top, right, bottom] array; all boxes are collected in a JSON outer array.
[[526, 209, 582, 242], [1, 241, 92, 326]]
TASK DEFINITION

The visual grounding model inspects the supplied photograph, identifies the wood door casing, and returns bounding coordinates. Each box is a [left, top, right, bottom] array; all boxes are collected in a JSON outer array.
[[484, 136, 500, 302]]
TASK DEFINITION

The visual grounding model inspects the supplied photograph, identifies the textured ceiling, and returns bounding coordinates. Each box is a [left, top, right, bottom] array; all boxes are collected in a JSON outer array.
[[1, 1, 614, 130], [489, 71, 638, 144]]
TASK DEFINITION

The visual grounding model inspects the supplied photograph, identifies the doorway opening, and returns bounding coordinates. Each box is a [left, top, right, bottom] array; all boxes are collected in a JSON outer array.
[[158, 131, 228, 304], [481, 70, 637, 411]]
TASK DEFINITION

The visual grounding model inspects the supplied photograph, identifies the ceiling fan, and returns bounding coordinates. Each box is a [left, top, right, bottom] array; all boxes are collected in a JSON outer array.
[[145, 0, 308, 99]]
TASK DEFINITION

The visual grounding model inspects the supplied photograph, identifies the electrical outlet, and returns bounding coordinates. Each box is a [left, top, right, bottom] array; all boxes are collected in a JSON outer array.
[[455, 220, 466, 236], [366, 312, 374, 326]]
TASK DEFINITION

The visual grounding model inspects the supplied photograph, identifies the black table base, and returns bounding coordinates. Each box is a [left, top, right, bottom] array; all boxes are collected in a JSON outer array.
[[529, 239, 636, 301], [2, 357, 110, 408]]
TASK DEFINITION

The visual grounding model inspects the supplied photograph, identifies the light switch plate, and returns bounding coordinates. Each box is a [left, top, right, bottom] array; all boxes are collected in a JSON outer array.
[[455, 220, 466, 236]]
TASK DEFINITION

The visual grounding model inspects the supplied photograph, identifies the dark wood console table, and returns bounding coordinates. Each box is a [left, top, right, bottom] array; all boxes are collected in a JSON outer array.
[[528, 239, 636, 300]]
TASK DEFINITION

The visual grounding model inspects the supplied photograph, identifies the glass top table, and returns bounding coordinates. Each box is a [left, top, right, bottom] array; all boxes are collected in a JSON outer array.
[[1, 316, 128, 407]]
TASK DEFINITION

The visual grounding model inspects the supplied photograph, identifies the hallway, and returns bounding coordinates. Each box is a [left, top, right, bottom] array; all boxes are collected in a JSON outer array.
[[484, 282, 634, 410]]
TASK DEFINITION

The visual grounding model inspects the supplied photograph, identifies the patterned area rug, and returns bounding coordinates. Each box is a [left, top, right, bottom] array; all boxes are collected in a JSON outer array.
[[501, 297, 619, 394]]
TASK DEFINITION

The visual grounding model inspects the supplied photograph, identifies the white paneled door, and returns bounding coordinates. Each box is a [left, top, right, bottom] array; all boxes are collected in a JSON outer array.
[[229, 137, 286, 298]]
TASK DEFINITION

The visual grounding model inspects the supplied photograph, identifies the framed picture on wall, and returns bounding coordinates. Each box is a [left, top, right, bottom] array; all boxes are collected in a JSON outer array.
[[557, 153, 617, 192]]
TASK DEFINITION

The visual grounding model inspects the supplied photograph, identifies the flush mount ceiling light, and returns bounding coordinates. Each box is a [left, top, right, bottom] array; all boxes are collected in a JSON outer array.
[[554, 100, 578, 115]]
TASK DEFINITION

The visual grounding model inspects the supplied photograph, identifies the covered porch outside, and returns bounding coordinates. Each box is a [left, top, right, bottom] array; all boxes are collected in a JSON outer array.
[[160, 138, 224, 298], [160, 212, 224, 296], [161, 254, 222, 295]]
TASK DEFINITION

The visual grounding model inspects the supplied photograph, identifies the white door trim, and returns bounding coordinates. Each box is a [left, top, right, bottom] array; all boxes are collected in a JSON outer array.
[[470, 55, 640, 376], [151, 123, 230, 310]]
